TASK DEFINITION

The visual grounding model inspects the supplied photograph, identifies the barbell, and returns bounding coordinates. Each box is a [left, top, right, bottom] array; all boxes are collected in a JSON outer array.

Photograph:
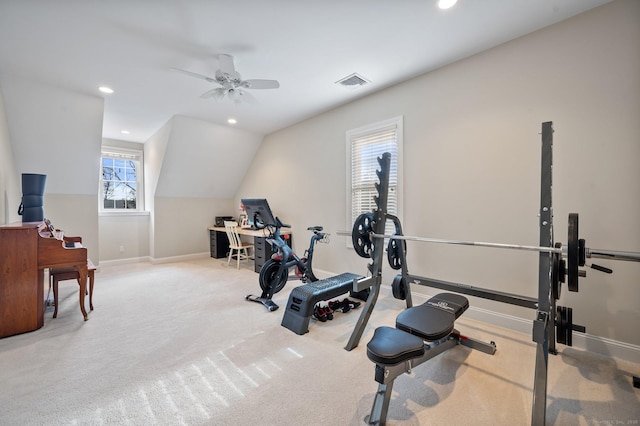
[[343, 212, 640, 293]]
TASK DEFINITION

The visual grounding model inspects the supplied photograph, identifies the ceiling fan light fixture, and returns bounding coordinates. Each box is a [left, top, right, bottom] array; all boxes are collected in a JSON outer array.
[[336, 73, 370, 90], [227, 118, 237, 124], [173, 54, 279, 104], [438, 0, 457, 10], [99, 86, 114, 94]]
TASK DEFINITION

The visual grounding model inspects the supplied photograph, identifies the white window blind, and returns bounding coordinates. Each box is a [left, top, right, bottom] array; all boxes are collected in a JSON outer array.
[[101, 149, 141, 161], [347, 117, 402, 241]]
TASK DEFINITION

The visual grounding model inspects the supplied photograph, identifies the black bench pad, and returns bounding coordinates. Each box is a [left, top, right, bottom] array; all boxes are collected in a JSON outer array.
[[367, 326, 425, 365], [281, 272, 363, 335], [396, 293, 469, 341]]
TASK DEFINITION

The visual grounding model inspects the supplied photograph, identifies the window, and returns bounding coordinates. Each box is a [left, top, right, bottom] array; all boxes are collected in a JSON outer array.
[[347, 116, 402, 241], [100, 148, 144, 212]]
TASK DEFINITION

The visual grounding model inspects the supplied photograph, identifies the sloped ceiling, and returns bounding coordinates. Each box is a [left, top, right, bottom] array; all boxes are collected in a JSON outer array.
[[0, 0, 612, 143], [154, 116, 262, 198], [1, 75, 103, 195]]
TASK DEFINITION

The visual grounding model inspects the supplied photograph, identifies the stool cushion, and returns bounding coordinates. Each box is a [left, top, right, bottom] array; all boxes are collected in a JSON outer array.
[[367, 326, 425, 365], [50, 259, 96, 276], [396, 293, 469, 341]]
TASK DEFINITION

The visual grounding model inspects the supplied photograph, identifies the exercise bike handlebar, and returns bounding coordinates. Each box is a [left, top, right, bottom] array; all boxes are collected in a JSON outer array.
[[275, 216, 291, 229]]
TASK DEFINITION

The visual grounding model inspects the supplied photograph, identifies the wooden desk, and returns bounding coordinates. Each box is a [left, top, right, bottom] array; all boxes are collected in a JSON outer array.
[[208, 226, 292, 272]]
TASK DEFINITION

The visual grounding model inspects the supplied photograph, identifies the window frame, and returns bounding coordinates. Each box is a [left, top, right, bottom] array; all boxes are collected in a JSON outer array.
[[99, 147, 144, 214], [346, 116, 403, 248]]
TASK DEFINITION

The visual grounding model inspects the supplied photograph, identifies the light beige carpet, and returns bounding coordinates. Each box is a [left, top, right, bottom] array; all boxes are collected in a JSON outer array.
[[0, 258, 637, 425]]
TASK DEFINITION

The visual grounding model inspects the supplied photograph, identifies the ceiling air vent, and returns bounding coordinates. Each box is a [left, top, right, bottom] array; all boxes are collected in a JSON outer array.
[[336, 73, 370, 89]]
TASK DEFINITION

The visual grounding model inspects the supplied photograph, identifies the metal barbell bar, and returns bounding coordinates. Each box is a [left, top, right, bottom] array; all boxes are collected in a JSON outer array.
[[340, 211, 640, 294], [370, 232, 564, 254], [586, 249, 640, 262], [336, 231, 640, 262]]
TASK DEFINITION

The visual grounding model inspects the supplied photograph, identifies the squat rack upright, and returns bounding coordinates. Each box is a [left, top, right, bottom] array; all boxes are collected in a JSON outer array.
[[342, 122, 592, 425]]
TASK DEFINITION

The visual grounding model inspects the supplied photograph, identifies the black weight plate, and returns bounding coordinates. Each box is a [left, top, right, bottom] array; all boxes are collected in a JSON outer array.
[[551, 243, 561, 301], [567, 213, 579, 292], [388, 220, 407, 269], [387, 238, 404, 270], [556, 306, 568, 345], [352, 212, 374, 258], [567, 307, 573, 347], [391, 274, 406, 300]]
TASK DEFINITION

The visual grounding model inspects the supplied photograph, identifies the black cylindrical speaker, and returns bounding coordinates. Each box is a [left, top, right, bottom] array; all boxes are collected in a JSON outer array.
[[19, 173, 47, 222]]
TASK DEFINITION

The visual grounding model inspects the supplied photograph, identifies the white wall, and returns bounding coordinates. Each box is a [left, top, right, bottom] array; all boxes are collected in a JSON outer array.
[[153, 196, 233, 259], [144, 118, 173, 259], [145, 115, 262, 259], [98, 138, 150, 262], [99, 213, 150, 261], [0, 86, 20, 225], [236, 1, 640, 347], [0, 76, 102, 260]]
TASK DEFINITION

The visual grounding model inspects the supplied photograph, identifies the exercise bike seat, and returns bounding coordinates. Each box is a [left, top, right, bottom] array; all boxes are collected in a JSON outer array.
[[307, 226, 323, 232], [396, 293, 469, 341]]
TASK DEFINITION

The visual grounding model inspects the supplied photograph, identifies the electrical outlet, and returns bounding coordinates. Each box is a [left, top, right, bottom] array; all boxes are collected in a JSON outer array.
[[119, 245, 125, 253]]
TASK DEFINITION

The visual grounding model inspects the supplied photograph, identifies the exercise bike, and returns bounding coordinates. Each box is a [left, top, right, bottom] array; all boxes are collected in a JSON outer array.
[[246, 216, 329, 311]]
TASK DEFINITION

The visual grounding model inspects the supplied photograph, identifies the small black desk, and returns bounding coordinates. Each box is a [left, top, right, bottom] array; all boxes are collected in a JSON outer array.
[[208, 227, 293, 272]]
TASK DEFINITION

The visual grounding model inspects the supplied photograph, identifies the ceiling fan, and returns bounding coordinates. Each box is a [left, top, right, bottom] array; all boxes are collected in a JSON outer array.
[[172, 54, 280, 103]]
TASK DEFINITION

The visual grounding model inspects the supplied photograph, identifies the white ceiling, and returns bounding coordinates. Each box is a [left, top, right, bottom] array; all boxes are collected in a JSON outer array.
[[0, 0, 611, 143]]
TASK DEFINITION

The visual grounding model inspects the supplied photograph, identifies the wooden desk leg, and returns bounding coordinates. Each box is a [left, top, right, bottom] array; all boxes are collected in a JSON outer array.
[[77, 266, 89, 321], [53, 276, 59, 318], [89, 271, 94, 311]]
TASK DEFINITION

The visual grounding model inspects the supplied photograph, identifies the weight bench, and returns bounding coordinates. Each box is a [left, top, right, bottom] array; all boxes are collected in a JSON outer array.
[[365, 293, 497, 425], [281, 272, 363, 335]]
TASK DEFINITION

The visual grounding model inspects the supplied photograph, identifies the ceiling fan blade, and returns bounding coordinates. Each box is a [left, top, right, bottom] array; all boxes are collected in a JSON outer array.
[[212, 88, 227, 101], [171, 67, 217, 83], [218, 54, 236, 76], [237, 89, 257, 104], [200, 88, 220, 98], [200, 88, 227, 100], [243, 79, 280, 89]]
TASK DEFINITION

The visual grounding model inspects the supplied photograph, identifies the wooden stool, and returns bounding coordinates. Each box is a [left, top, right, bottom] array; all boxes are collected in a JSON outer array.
[[50, 259, 96, 318]]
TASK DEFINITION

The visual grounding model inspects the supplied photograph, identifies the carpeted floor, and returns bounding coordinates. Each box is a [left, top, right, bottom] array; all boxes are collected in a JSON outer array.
[[0, 258, 638, 425]]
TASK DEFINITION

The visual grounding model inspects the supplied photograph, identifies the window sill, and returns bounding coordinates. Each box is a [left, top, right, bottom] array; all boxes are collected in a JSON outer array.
[[99, 211, 150, 217]]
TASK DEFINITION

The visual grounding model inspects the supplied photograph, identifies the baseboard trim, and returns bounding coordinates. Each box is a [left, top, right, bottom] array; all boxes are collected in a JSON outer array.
[[149, 252, 210, 264], [99, 256, 151, 267], [100, 252, 210, 267]]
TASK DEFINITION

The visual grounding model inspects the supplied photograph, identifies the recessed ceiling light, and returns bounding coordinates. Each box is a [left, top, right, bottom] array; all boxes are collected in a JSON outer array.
[[121, 130, 130, 135], [227, 118, 237, 124], [99, 86, 114, 94], [438, 0, 457, 9]]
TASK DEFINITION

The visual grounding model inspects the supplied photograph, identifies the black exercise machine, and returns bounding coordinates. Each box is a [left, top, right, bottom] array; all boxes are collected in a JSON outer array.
[[242, 198, 369, 319], [337, 122, 640, 425]]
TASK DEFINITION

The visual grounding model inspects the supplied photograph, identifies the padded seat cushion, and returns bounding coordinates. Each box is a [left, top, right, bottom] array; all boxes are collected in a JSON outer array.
[[396, 293, 469, 341], [367, 326, 425, 365]]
